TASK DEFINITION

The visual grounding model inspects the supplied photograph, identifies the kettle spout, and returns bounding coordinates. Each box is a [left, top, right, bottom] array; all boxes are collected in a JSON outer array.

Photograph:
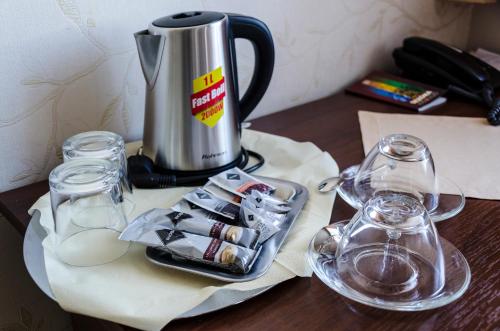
[[134, 30, 165, 87]]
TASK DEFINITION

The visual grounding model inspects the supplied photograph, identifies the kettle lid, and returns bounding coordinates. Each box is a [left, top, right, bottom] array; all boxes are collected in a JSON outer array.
[[152, 11, 225, 28]]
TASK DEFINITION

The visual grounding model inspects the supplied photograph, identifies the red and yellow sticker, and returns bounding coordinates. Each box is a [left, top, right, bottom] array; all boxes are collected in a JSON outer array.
[[191, 67, 226, 127]]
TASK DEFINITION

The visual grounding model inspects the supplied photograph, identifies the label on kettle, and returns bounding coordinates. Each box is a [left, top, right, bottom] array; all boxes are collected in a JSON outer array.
[[191, 66, 226, 128]]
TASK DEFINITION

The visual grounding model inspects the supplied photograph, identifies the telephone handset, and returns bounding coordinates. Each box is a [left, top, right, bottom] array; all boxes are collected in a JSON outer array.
[[393, 37, 500, 125]]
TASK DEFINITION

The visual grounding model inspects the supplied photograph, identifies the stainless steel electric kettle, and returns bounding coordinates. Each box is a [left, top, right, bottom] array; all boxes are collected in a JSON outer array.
[[135, 11, 274, 174]]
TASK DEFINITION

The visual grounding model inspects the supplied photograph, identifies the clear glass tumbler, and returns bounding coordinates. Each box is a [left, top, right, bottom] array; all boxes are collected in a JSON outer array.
[[49, 158, 129, 267], [63, 131, 131, 193]]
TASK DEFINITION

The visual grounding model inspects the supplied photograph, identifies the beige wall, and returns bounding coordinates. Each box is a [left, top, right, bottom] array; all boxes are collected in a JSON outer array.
[[468, 2, 500, 52], [0, 0, 473, 193]]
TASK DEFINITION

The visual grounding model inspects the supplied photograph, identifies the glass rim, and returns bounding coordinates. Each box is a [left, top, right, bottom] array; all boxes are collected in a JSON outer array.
[[49, 158, 120, 195], [62, 131, 124, 160]]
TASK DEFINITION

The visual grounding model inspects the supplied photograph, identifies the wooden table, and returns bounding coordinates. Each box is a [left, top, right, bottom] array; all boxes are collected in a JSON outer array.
[[1, 93, 498, 331]]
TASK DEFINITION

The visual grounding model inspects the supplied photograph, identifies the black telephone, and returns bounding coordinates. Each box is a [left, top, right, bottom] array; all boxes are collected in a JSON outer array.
[[393, 37, 500, 125]]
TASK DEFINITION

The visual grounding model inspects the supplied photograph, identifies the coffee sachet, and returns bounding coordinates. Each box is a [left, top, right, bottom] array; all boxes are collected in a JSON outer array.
[[126, 208, 259, 248], [209, 167, 275, 198], [120, 227, 258, 273], [183, 188, 240, 220], [203, 182, 242, 206]]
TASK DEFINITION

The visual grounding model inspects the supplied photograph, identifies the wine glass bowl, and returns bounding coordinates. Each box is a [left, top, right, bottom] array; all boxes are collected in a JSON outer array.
[[332, 133, 464, 222], [354, 134, 439, 212]]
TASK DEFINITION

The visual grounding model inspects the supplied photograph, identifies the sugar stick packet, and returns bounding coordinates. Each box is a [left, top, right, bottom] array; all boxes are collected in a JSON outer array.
[[121, 228, 258, 273], [172, 199, 232, 223], [184, 188, 240, 220], [240, 201, 281, 243], [209, 167, 275, 198], [123, 208, 259, 248], [203, 182, 242, 206], [243, 196, 287, 227], [246, 190, 291, 213]]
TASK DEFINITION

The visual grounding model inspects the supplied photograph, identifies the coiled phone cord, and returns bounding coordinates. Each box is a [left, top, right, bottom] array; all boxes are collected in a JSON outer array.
[[487, 99, 500, 126], [482, 84, 500, 126], [127, 148, 265, 189]]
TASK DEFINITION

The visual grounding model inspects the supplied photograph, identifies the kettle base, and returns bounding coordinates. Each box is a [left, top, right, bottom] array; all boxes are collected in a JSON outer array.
[[128, 148, 265, 188]]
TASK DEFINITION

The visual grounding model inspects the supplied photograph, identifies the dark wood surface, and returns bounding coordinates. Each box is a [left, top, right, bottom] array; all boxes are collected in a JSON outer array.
[[1, 93, 499, 331]]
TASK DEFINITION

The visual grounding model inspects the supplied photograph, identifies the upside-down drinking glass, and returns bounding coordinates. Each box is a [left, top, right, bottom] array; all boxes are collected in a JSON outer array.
[[49, 158, 129, 267], [63, 131, 131, 193]]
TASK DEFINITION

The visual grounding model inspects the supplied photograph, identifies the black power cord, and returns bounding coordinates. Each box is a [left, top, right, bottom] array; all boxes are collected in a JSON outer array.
[[128, 148, 264, 189]]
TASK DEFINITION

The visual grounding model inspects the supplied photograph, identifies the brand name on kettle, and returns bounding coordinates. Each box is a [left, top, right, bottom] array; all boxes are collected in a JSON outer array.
[[202, 151, 226, 160]]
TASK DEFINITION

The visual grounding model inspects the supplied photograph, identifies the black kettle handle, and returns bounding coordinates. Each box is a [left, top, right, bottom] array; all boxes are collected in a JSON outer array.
[[227, 14, 275, 122]]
